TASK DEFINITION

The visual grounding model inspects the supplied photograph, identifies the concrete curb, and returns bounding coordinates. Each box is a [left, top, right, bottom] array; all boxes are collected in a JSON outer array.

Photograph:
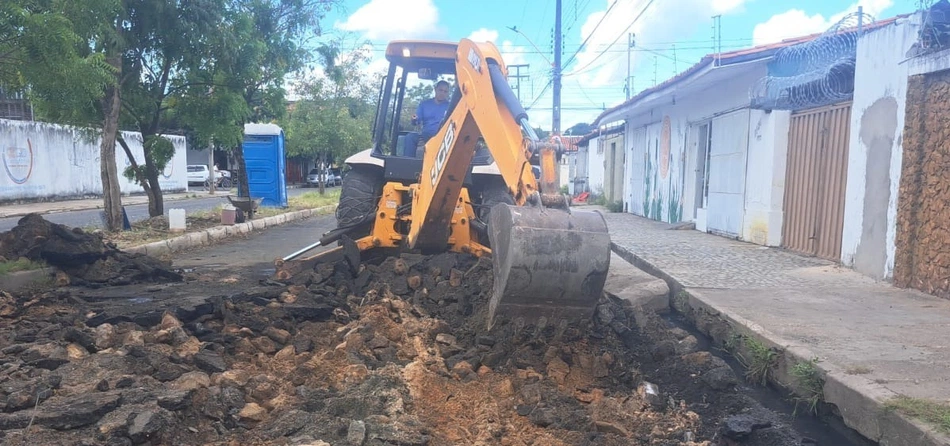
[[611, 242, 950, 446], [604, 252, 670, 313], [125, 204, 337, 257]]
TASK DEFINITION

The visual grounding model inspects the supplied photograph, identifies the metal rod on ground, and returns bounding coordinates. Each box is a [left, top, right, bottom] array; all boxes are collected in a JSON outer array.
[[283, 241, 322, 262]]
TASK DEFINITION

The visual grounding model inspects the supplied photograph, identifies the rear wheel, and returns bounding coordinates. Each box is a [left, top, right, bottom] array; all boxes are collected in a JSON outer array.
[[336, 166, 384, 234]]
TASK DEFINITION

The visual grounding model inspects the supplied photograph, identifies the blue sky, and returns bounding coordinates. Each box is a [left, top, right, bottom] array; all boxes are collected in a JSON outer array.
[[318, 0, 917, 132]]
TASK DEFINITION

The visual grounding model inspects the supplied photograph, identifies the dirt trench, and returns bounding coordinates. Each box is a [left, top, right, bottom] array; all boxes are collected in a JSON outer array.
[[0, 243, 814, 445]]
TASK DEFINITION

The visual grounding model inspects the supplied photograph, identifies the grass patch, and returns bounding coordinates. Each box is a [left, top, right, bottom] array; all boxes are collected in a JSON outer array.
[[845, 365, 872, 375], [254, 190, 341, 218], [0, 258, 46, 276], [290, 190, 340, 209], [735, 336, 779, 386], [101, 214, 224, 249], [790, 358, 824, 416], [885, 396, 950, 434], [97, 190, 341, 249]]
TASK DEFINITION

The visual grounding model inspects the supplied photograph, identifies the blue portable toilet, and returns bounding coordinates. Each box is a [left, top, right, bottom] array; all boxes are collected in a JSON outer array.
[[242, 123, 288, 207]]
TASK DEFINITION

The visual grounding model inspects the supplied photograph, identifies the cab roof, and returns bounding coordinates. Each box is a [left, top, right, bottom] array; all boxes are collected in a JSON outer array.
[[385, 40, 458, 74]]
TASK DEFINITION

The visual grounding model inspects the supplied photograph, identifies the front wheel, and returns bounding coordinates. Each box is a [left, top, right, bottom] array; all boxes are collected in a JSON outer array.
[[336, 166, 384, 235]]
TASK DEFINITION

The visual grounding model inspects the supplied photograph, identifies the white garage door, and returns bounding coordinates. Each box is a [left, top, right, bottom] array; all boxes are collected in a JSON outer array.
[[705, 109, 750, 237]]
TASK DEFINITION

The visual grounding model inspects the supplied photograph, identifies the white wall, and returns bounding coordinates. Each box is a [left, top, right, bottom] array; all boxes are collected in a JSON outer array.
[[743, 109, 791, 246], [0, 119, 187, 202], [576, 145, 589, 193], [618, 63, 769, 227], [840, 16, 917, 280], [587, 136, 606, 195]]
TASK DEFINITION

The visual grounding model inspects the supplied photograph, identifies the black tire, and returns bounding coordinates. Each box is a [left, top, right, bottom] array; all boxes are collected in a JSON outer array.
[[476, 180, 515, 248], [336, 166, 384, 230], [219, 178, 232, 188], [478, 181, 515, 221]]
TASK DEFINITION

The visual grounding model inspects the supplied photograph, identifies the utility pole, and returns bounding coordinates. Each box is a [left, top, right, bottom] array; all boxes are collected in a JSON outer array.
[[553, 0, 562, 135], [653, 56, 658, 86], [672, 44, 677, 74], [712, 15, 722, 66], [625, 33, 635, 100], [509, 64, 530, 103]]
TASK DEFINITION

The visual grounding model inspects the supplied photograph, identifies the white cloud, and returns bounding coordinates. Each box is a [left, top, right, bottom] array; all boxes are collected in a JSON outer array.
[[465, 28, 528, 66], [336, 0, 440, 40], [468, 28, 499, 43], [752, 0, 894, 45], [567, 0, 750, 88]]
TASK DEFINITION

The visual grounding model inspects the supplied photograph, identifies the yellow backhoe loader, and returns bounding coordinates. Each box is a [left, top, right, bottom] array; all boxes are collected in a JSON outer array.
[[278, 39, 611, 328]]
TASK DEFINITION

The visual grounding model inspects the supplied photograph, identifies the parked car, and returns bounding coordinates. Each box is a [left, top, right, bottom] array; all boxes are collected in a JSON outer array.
[[306, 168, 340, 187], [329, 168, 342, 186], [187, 164, 231, 187]]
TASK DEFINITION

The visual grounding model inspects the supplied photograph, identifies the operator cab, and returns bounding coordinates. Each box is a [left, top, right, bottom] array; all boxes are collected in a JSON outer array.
[[369, 41, 495, 183]]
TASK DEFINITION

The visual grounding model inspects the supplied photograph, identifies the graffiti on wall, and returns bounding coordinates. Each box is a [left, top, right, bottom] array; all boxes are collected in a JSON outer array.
[[637, 115, 685, 223], [3, 139, 33, 184]]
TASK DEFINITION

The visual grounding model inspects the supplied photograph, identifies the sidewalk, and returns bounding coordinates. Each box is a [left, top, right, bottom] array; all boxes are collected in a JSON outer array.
[[0, 183, 307, 219], [604, 212, 950, 446], [0, 192, 200, 218]]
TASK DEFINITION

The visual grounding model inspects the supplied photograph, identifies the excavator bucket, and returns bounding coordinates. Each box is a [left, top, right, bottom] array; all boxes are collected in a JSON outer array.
[[487, 204, 611, 328]]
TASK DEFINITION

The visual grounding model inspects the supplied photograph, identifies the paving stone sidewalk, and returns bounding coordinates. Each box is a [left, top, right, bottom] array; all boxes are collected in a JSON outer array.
[[603, 211, 950, 446]]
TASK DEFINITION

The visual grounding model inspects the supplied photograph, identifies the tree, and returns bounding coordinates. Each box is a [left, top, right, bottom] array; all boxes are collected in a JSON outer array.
[[281, 42, 375, 194], [213, 0, 335, 201], [4, 1, 131, 231], [116, 0, 229, 218], [0, 1, 114, 115]]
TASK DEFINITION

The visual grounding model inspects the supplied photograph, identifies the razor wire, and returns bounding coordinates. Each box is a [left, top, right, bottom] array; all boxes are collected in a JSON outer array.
[[749, 11, 876, 110]]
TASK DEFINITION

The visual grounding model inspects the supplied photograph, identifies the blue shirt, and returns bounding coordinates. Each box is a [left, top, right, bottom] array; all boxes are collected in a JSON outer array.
[[414, 98, 450, 140]]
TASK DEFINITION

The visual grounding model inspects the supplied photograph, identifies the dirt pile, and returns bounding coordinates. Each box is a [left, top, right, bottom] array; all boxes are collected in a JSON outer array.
[[0, 252, 808, 445], [0, 214, 182, 286]]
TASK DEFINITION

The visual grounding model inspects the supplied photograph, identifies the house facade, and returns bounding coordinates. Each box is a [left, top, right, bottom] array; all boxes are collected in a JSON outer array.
[[586, 11, 934, 286], [592, 42, 798, 244]]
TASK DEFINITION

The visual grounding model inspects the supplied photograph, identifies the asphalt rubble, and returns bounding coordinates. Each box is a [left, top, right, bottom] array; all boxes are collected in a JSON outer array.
[[0, 215, 827, 445]]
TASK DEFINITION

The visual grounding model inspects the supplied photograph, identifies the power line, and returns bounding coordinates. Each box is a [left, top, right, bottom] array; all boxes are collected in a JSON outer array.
[[563, 0, 657, 76], [562, 0, 620, 70]]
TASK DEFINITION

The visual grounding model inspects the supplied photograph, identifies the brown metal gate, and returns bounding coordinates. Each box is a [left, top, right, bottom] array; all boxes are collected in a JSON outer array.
[[782, 102, 852, 260]]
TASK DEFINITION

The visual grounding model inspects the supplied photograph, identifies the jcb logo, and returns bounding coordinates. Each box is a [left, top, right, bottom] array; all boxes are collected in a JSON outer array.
[[430, 121, 456, 186], [467, 48, 481, 73]]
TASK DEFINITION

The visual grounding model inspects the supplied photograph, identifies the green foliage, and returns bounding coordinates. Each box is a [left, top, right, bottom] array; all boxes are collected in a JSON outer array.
[[559, 185, 569, 194], [1, 0, 116, 123], [606, 201, 624, 213], [886, 396, 950, 434], [734, 336, 779, 387], [0, 258, 46, 276], [281, 41, 375, 163], [790, 358, 824, 416]]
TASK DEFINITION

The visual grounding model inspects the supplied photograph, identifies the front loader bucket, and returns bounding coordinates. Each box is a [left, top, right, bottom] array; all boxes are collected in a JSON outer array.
[[487, 204, 611, 329]]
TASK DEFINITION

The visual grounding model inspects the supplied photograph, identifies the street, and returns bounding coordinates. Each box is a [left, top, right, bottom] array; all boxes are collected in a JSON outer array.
[[0, 187, 315, 232], [171, 213, 337, 272]]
